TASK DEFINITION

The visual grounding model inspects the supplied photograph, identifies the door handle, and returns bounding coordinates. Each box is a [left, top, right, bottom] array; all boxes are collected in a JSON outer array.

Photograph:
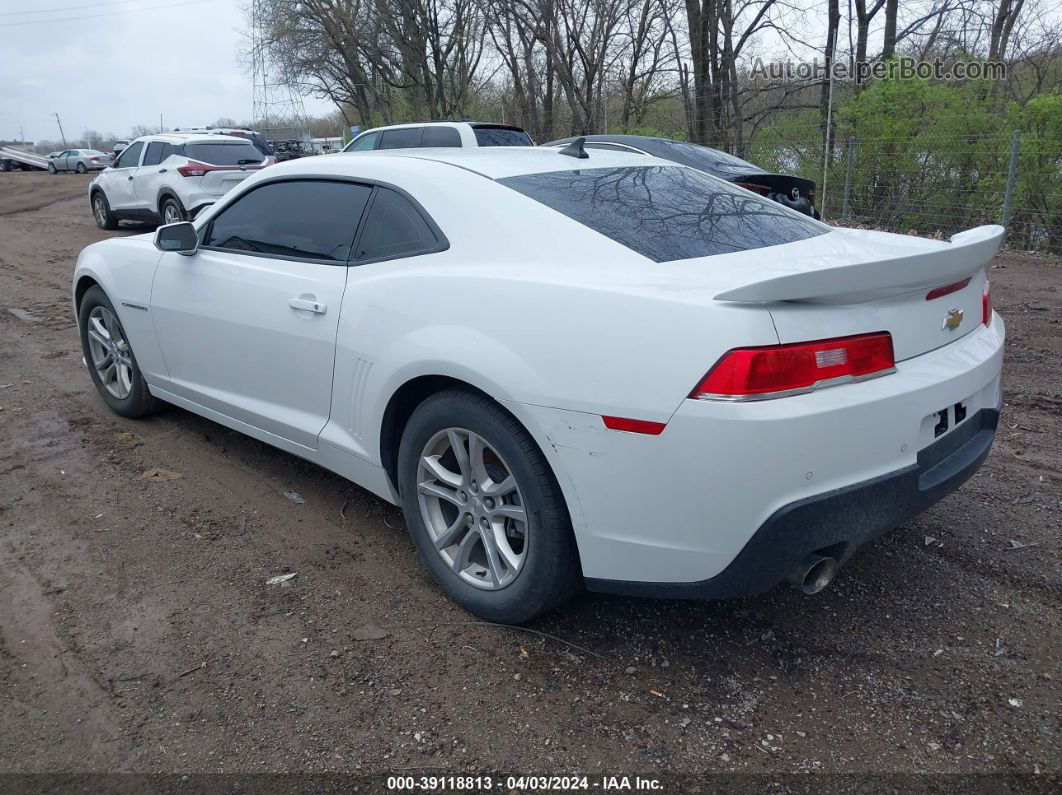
[[159, 168, 167, 173], [127, 175, 133, 181], [289, 297, 326, 314]]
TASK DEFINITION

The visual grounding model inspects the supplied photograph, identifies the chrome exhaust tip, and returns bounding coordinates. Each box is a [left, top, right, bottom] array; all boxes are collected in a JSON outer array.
[[787, 553, 838, 595]]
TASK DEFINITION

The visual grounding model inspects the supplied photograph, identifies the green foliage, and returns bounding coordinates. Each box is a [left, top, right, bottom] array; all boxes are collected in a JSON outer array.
[[741, 75, 1058, 250], [1009, 93, 1062, 249], [748, 110, 825, 183]]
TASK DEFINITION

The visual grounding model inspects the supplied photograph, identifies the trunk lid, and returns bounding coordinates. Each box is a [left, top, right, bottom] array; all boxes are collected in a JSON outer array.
[[714, 225, 1002, 361], [199, 167, 256, 198]]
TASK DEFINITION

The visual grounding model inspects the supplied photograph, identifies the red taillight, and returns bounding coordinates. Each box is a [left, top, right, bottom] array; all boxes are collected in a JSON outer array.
[[982, 280, 992, 325], [925, 277, 971, 301], [90, 157, 99, 162], [601, 416, 667, 435], [691, 332, 896, 400], [177, 160, 211, 177]]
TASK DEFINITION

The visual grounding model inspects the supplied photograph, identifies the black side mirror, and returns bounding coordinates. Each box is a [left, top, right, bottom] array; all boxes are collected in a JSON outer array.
[[154, 222, 199, 255]]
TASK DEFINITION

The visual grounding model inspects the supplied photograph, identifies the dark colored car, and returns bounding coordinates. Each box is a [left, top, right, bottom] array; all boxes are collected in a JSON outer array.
[[543, 135, 819, 218], [271, 140, 309, 162]]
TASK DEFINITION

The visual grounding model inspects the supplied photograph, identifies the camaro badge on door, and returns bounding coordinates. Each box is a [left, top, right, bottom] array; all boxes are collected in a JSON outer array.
[[943, 308, 964, 330]]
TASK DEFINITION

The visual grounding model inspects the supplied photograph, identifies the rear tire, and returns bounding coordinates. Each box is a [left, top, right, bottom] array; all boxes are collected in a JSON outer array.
[[160, 196, 186, 225], [76, 162, 87, 174], [78, 286, 160, 419], [397, 389, 581, 623], [91, 191, 119, 230]]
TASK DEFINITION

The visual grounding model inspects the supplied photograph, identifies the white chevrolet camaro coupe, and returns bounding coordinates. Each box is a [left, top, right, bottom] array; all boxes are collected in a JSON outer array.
[[72, 146, 1005, 623]]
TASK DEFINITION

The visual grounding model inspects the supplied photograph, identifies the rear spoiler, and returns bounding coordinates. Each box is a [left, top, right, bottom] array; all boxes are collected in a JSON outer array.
[[715, 225, 1004, 303]]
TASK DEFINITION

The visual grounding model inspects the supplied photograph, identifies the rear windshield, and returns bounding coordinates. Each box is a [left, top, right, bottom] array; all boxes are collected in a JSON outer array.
[[473, 126, 533, 147], [184, 142, 264, 166], [499, 166, 825, 262]]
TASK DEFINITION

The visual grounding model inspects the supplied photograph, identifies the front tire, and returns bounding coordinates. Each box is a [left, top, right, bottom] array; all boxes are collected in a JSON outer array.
[[397, 389, 581, 623], [48, 162, 57, 174], [78, 285, 159, 418], [91, 191, 119, 230]]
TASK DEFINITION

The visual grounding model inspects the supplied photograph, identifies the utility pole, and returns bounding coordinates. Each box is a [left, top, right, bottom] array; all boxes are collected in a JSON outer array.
[[160, 113, 164, 134], [54, 113, 67, 146]]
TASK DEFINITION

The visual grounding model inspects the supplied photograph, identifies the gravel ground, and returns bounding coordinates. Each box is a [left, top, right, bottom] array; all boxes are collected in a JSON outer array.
[[0, 171, 1058, 786]]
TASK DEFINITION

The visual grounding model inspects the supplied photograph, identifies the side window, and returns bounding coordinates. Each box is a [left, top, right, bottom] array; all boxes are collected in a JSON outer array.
[[379, 128, 422, 150], [115, 141, 143, 168], [354, 188, 440, 261], [348, 132, 379, 152], [421, 126, 461, 147], [204, 180, 373, 262], [142, 142, 165, 166]]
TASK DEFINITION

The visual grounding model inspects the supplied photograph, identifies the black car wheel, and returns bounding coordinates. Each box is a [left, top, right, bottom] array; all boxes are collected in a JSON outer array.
[[91, 191, 119, 230], [397, 389, 581, 623], [78, 285, 160, 418], [160, 197, 186, 225]]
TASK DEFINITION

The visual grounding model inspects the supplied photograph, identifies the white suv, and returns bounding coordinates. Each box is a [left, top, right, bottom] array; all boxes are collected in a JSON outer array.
[[89, 133, 269, 229], [342, 121, 532, 152]]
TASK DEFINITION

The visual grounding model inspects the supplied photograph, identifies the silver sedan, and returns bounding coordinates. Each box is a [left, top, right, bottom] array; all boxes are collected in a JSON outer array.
[[48, 149, 114, 174]]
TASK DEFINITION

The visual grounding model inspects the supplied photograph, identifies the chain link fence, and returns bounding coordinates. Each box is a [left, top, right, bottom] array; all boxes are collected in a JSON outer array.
[[747, 126, 1061, 254]]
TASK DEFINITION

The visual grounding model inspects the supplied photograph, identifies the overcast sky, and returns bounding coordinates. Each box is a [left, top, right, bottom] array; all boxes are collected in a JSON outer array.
[[0, 0, 333, 144]]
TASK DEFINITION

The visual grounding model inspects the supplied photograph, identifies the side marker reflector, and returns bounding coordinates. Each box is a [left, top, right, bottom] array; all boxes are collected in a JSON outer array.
[[602, 416, 667, 435]]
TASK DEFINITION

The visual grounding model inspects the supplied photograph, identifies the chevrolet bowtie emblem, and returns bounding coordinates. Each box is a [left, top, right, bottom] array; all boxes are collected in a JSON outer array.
[[942, 308, 964, 331]]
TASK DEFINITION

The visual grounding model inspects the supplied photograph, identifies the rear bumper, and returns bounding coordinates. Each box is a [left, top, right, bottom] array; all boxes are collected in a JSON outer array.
[[585, 403, 999, 599], [510, 317, 1005, 590]]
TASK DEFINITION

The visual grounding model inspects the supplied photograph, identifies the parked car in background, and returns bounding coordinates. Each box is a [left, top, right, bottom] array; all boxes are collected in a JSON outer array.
[[88, 132, 268, 229], [312, 136, 344, 153], [271, 139, 310, 161], [72, 146, 1003, 623], [113, 140, 130, 158], [342, 121, 532, 152], [48, 149, 114, 174], [543, 135, 820, 217], [171, 126, 274, 159]]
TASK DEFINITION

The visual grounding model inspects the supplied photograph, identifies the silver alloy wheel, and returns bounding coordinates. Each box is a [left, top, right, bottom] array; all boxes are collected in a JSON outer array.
[[163, 203, 181, 224], [93, 196, 107, 227], [417, 428, 528, 590], [86, 306, 134, 399]]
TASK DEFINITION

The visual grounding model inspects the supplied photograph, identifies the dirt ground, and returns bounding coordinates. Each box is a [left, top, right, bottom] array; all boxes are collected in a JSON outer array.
[[0, 170, 1058, 784]]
